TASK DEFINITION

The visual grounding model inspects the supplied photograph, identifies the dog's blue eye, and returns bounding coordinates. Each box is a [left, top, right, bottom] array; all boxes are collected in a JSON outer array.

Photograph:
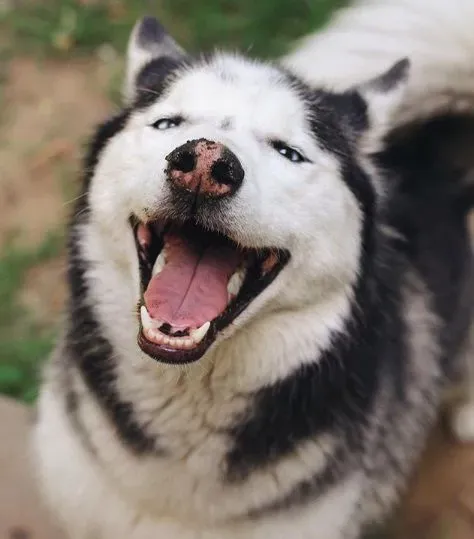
[[271, 141, 306, 163], [151, 117, 183, 130]]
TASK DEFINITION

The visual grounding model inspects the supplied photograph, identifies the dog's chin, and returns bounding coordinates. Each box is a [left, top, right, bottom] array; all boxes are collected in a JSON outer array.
[[131, 217, 290, 365]]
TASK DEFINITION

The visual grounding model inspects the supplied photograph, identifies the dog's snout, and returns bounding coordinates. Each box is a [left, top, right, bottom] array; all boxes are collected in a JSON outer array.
[[166, 138, 244, 199]]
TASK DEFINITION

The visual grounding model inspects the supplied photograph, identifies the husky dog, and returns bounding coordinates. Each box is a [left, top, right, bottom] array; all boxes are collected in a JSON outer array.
[[33, 0, 474, 538]]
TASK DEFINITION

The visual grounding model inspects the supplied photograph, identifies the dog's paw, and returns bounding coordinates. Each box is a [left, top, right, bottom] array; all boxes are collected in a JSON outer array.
[[450, 401, 474, 442]]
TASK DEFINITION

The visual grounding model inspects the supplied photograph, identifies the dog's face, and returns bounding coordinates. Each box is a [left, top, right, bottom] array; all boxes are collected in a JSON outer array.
[[84, 17, 408, 366]]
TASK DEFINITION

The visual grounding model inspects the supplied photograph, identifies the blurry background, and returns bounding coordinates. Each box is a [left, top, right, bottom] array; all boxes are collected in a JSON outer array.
[[0, 0, 344, 404]]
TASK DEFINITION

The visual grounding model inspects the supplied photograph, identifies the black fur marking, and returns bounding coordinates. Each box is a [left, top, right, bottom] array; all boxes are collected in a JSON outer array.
[[66, 118, 160, 455], [136, 16, 167, 48], [305, 89, 374, 218], [360, 524, 394, 539], [241, 444, 349, 520], [380, 114, 474, 369], [64, 368, 98, 457], [83, 111, 131, 191], [283, 71, 376, 220], [282, 71, 376, 219], [368, 58, 409, 93], [221, 117, 233, 130], [339, 152, 376, 224], [320, 90, 370, 138], [282, 70, 369, 142], [135, 57, 189, 109], [309, 96, 352, 160]]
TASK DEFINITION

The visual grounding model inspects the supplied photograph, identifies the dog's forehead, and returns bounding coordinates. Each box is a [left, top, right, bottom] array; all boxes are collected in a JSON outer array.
[[157, 55, 310, 131]]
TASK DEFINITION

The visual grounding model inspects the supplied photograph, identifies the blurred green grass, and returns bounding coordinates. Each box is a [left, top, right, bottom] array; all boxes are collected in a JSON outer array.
[[0, 0, 344, 402], [0, 233, 64, 403], [1, 0, 345, 58]]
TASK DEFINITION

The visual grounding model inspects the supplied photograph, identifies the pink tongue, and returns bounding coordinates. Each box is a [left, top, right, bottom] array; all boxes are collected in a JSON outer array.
[[144, 233, 240, 329]]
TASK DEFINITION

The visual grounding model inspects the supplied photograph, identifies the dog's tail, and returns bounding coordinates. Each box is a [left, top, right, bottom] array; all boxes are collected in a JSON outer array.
[[284, 0, 474, 131]]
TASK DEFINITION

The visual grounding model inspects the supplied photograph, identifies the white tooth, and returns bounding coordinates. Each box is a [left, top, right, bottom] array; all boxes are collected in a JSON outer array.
[[170, 337, 183, 349], [140, 305, 153, 331], [144, 327, 161, 345], [152, 250, 166, 276], [143, 326, 153, 340], [140, 305, 165, 331], [154, 329, 165, 343], [190, 321, 211, 344], [227, 270, 245, 298], [170, 336, 181, 347]]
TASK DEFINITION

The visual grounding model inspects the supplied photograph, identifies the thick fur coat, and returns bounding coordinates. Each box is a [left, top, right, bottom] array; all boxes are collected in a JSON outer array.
[[33, 1, 474, 538]]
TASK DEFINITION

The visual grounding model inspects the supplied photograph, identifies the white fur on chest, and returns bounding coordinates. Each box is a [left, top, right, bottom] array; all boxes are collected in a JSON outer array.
[[34, 387, 361, 539], [66, 353, 337, 525]]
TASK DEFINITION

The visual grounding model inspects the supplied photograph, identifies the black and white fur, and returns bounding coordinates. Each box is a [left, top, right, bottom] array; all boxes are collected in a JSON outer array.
[[33, 0, 474, 538]]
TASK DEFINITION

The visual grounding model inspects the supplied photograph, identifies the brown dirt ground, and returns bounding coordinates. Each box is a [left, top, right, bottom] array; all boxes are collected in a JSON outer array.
[[2, 55, 474, 539], [0, 56, 112, 322]]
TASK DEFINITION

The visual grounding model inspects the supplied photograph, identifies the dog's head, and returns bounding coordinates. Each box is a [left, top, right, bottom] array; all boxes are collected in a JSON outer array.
[[81, 17, 408, 368]]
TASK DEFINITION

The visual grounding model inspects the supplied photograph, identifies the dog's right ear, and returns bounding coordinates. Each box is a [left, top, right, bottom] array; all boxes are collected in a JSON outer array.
[[124, 16, 187, 105]]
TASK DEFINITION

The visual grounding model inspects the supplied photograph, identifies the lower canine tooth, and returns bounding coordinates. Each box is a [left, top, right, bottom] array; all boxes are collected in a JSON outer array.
[[190, 321, 211, 344], [227, 270, 244, 298], [152, 251, 166, 276], [140, 305, 165, 331], [137, 224, 151, 248]]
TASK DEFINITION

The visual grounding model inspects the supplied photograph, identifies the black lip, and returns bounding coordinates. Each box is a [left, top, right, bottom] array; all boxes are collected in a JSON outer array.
[[132, 217, 290, 365], [137, 323, 216, 365]]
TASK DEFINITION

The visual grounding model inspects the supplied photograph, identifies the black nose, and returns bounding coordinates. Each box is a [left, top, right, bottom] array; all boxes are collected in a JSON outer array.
[[166, 138, 244, 199], [167, 149, 195, 174]]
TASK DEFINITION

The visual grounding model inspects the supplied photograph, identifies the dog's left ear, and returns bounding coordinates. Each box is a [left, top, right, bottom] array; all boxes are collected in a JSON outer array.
[[355, 58, 410, 152], [124, 16, 187, 104]]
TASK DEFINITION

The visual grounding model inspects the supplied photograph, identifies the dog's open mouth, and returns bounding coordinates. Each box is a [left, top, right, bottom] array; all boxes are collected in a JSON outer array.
[[132, 218, 289, 364]]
